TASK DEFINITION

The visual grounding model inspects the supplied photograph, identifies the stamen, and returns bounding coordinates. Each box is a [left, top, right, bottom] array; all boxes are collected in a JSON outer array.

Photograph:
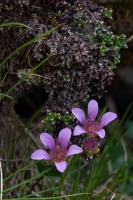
[[50, 146, 67, 162]]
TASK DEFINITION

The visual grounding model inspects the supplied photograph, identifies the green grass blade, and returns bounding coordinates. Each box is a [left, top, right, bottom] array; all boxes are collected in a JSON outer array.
[[21, 187, 61, 198], [0, 93, 12, 99], [0, 22, 31, 28], [3, 169, 51, 193], [0, 54, 52, 101], [3, 162, 36, 182], [3, 193, 90, 200], [0, 25, 59, 82]]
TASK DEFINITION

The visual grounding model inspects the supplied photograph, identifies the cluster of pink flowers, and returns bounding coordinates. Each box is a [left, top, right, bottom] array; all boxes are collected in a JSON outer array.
[[31, 100, 117, 173]]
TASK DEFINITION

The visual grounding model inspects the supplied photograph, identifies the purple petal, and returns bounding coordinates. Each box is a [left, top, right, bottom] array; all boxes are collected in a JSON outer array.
[[73, 125, 87, 136], [40, 133, 55, 150], [72, 108, 86, 125], [55, 161, 67, 173], [88, 99, 98, 121], [58, 127, 71, 148], [95, 129, 105, 139], [99, 112, 117, 128], [31, 149, 51, 160], [66, 145, 83, 157]]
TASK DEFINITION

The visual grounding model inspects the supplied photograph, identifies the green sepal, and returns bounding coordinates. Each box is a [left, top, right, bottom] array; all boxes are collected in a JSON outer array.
[[85, 148, 100, 159]]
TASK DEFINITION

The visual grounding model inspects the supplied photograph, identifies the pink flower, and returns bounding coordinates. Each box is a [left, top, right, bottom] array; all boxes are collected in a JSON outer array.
[[31, 127, 83, 173], [72, 99, 117, 139]]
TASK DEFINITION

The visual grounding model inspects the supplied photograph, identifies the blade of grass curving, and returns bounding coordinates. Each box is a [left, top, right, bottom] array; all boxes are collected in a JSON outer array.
[[21, 186, 61, 198], [104, 108, 132, 197], [78, 105, 133, 199], [0, 159, 3, 200], [19, 126, 31, 197], [89, 104, 133, 191], [3, 125, 16, 179], [3, 161, 37, 182], [0, 22, 31, 28], [0, 25, 59, 82], [68, 180, 76, 199], [91, 122, 120, 184], [83, 159, 96, 198], [85, 135, 121, 193], [76, 160, 98, 199], [104, 158, 133, 199], [41, 177, 45, 198], [117, 159, 133, 194], [72, 158, 81, 195], [0, 93, 12, 99], [0, 54, 52, 101], [3, 192, 90, 200], [21, 107, 57, 198], [58, 155, 78, 195], [71, 159, 81, 200], [19, 106, 49, 197], [3, 168, 51, 194], [50, 177, 58, 198]]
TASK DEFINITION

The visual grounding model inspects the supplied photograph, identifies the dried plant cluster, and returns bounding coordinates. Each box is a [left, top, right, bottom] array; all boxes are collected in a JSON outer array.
[[0, 0, 122, 113]]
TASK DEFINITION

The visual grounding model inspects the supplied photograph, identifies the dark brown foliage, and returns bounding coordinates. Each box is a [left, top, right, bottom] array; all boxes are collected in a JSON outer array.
[[0, 0, 115, 113]]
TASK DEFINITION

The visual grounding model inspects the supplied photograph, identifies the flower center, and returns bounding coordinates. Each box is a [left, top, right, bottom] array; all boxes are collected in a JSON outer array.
[[50, 145, 67, 162], [85, 121, 99, 135]]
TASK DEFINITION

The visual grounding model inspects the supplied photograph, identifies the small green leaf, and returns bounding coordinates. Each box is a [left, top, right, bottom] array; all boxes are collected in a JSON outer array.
[[103, 33, 113, 44], [97, 22, 103, 30], [110, 62, 117, 69], [114, 56, 120, 64], [78, 18, 84, 26], [104, 8, 113, 19], [99, 44, 109, 56]]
